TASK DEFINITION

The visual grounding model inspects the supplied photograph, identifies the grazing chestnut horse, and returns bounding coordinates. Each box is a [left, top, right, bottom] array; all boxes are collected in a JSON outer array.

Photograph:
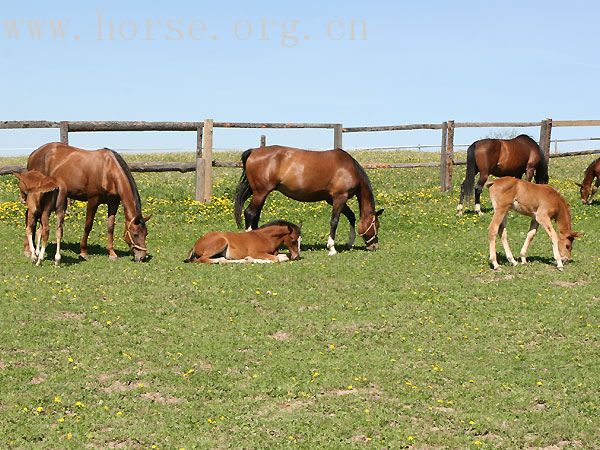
[[184, 220, 301, 264], [234, 145, 383, 256], [458, 135, 549, 215], [487, 177, 581, 271], [14, 170, 67, 266], [27, 143, 150, 262], [577, 157, 600, 204]]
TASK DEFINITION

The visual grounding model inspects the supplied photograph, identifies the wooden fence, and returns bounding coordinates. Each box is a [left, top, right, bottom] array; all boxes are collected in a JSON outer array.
[[1, 118, 600, 200]]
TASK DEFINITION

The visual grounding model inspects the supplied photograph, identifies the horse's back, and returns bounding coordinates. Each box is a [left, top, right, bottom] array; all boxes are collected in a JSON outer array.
[[245, 146, 359, 201], [28, 143, 117, 199], [475, 135, 540, 176]]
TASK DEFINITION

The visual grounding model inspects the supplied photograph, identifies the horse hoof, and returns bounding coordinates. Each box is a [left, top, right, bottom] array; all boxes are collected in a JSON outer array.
[[328, 249, 337, 256], [79, 253, 89, 260], [276, 254, 289, 262], [510, 259, 518, 266], [557, 266, 564, 271], [108, 255, 118, 261]]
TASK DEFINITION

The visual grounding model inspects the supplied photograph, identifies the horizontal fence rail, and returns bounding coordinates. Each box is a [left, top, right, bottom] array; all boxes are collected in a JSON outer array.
[[1, 118, 600, 198]]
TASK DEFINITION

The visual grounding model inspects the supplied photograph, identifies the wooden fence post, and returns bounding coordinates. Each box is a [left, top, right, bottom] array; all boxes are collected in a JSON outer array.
[[439, 122, 448, 191], [59, 121, 69, 144], [539, 118, 553, 161], [334, 124, 343, 149], [202, 119, 214, 202], [444, 120, 455, 191], [260, 134, 266, 147], [194, 124, 204, 201]]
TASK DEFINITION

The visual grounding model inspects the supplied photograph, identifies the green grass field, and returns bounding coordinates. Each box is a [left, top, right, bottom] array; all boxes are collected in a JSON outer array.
[[0, 151, 598, 449]]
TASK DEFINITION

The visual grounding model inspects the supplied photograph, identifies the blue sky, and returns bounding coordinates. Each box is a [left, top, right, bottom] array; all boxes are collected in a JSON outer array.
[[1, 0, 598, 155]]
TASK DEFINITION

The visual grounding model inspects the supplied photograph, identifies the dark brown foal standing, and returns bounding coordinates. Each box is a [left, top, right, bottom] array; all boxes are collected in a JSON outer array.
[[27, 143, 150, 261], [234, 145, 383, 256], [458, 135, 549, 215]]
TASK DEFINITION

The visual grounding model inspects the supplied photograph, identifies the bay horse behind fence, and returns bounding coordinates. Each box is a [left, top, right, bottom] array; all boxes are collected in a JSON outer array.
[[486, 177, 581, 271], [234, 145, 383, 256], [458, 135, 549, 215], [184, 220, 301, 263], [577, 157, 600, 204], [27, 142, 150, 262], [14, 170, 67, 266]]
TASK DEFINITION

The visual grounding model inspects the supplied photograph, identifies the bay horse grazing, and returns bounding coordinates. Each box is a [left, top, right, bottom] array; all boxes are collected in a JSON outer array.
[[14, 170, 67, 266], [487, 177, 581, 271], [234, 145, 383, 256], [184, 220, 301, 264], [27, 143, 150, 262], [457, 135, 549, 215], [576, 157, 600, 204]]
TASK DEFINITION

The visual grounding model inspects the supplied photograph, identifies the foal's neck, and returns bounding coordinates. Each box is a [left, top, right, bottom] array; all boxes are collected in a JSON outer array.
[[555, 198, 573, 237]]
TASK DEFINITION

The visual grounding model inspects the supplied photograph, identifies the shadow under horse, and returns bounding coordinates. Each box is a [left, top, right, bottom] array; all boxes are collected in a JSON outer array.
[[27, 142, 151, 262], [234, 145, 383, 256], [457, 135, 549, 215]]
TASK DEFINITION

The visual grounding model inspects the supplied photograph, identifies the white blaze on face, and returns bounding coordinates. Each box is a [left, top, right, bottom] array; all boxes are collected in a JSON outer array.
[[297, 235, 302, 257]]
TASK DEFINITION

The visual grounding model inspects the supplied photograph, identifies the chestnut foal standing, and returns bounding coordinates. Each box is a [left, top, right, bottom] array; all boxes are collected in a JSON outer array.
[[487, 177, 582, 271], [14, 170, 67, 266]]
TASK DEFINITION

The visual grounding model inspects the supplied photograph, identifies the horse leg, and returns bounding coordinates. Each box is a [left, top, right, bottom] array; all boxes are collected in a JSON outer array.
[[23, 208, 34, 258], [36, 213, 51, 266], [107, 200, 120, 260], [488, 205, 509, 270], [80, 199, 99, 259], [25, 212, 37, 262], [525, 164, 535, 182], [244, 191, 269, 230], [519, 218, 539, 264], [327, 196, 348, 256], [498, 215, 518, 266], [341, 203, 356, 248], [475, 173, 488, 215], [536, 214, 564, 270], [54, 208, 65, 266]]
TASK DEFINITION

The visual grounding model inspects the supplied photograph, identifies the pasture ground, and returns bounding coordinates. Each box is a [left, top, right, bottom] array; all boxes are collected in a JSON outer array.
[[0, 151, 598, 449]]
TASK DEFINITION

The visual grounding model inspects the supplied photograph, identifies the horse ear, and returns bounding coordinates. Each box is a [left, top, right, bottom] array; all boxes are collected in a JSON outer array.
[[375, 208, 384, 217], [143, 215, 152, 223], [571, 231, 584, 239], [298, 221, 303, 232], [31, 178, 59, 194], [574, 181, 583, 188]]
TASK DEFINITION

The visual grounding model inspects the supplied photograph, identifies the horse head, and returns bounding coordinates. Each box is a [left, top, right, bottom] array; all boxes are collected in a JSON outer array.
[[282, 222, 302, 261], [576, 181, 596, 205], [359, 209, 384, 251], [124, 215, 151, 262], [558, 231, 583, 263]]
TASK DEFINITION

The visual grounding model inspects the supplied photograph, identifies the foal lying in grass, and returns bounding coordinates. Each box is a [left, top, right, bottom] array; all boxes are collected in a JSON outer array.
[[487, 177, 582, 271], [15, 170, 67, 266], [185, 220, 301, 264]]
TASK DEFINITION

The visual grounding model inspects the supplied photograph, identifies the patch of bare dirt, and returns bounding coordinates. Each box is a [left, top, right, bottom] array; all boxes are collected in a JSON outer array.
[[30, 374, 47, 384], [270, 331, 290, 341], [551, 279, 589, 288], [58, 311, 84, 320], [141, 391, 183, 404]]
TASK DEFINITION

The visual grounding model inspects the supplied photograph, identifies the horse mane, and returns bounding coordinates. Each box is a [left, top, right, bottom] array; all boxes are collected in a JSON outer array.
[[108, 149, 143, 218], [259, 219, 300, 232], [345, 151, 375, 209]]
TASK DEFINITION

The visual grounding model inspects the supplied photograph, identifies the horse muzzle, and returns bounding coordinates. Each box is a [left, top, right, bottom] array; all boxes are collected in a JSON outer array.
[[366, 242, 379, 251], [133, 250, 148, 262]]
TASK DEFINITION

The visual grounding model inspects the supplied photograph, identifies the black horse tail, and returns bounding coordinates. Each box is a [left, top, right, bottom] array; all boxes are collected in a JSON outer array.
[[535, 147, 549, 184], [234, 149, 253, 228], [460, 142, 478, 205]]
